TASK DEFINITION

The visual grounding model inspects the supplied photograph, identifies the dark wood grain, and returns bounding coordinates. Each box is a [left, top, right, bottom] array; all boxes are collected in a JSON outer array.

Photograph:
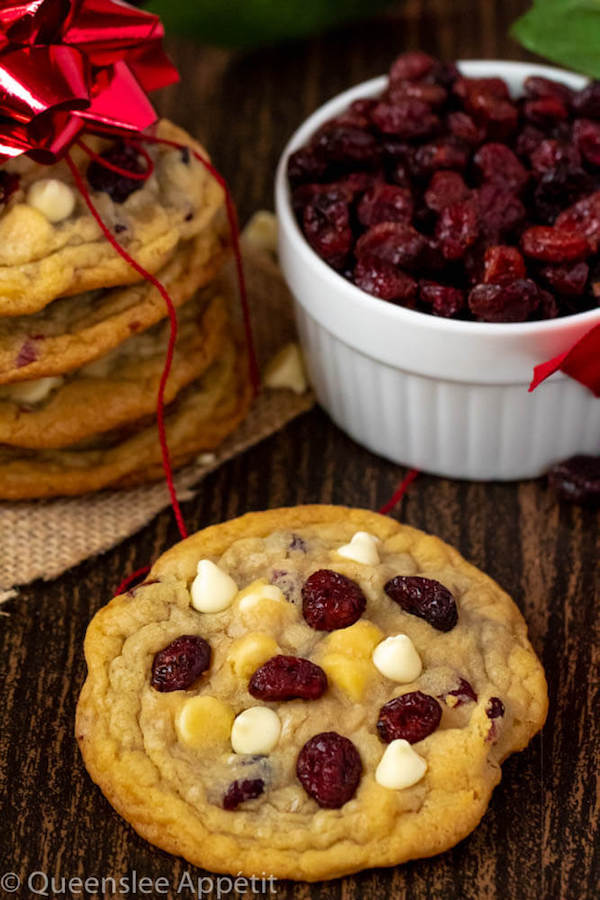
[[1, 1, 598, 897]]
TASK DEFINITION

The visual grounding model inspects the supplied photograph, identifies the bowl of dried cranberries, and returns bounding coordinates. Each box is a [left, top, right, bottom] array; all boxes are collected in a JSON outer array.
[[275, 54, 600, 480]]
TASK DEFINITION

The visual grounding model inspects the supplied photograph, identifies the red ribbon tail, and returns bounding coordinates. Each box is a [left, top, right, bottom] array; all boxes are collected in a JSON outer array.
[[530, 321, 600, 397], [529, 351, 569, 393], [378, 468, 420, 515], [65, 150, 188, 540]]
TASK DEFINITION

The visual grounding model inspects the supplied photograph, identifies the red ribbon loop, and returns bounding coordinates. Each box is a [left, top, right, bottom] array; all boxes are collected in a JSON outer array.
[[0, 0, 178, 162]]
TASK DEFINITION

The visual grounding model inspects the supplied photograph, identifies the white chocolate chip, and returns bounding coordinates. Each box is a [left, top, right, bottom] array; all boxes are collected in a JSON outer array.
[[375, 739, 427, 790], [0, 376, 63, 405], [337, 531, 381, 565], [191, 560, 238, 613], [241, 210, 278, 254], [263, 343, 308, 394], [26, 178, 76, 223], [238, 583, 286, 613], [231, 707, 281, 755], [372, 635, 422, 683]]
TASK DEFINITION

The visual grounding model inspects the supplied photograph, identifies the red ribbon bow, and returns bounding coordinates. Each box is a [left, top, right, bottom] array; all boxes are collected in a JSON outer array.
[[0, 0, 178, 163]]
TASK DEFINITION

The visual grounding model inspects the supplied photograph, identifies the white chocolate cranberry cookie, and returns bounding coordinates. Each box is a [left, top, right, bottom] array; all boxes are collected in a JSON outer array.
[[0, 290, 227, 448], [0, 120, 224, 315], [0, 340, 251, 499], [76, 506, 547, 881]]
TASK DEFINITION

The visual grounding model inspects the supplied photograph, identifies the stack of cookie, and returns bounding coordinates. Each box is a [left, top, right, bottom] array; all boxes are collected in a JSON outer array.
[[0, 120, 252, 500]]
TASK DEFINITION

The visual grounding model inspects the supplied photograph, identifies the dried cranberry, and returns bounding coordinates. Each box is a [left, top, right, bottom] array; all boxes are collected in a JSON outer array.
[[289, 534, 307, 552], [248, 655, 327, 701], [335, 98, 378, 129], [524, 75, 574, 104], [371, 100, 440, 140], [354, 257, 417, 303], [475, 185, 525, 239], [529, 139, 581, 175], [572, 82, 600, 119], [0, 171, 20, 204], [377, 691, 442, 744], [573, 119, 600, 166], [457, 81, 517, 139], [87, 141, 146, 203], [539, 261, 589, 296], [524, 96, 568, 125], [483, 245, 526, 284], [302, 569, 366, 631], [287, 148, 328, 185], [454, 76, 510, 102], [446, 111, 484, 146], [419, 281, 465, 317], [296, 732, 362, 808], [445, 677, 478, 706], [355, 222, 427, 270], [556, 190, 600, 250], [150, 635, 211, 692], [515, 124, 546, 158], [424, 171, 470, 212], [223, 778, 264, 810], [435, 201, 479, 260], [313, 124, 381, 168], [387, 81, 447, 108], [521, 226, 590, 263], [538, 288, 559, 319], [469, 279, 540, 323], [15, 338, 41, 368], [548, 455, 600, 506], [357, 183, 413, 227], [486, 697, 505, 719], [412, 138, 469, 177], [302, 188, 352, 269], [533, 162, 593, 225], [389, 51, 436, 83], [473, 143, 528, 193], [384, 575, 458, 631]]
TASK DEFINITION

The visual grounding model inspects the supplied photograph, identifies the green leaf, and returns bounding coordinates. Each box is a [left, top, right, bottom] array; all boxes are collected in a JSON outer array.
[[148, 0, 395, 49], [512, 0, 600, 78]]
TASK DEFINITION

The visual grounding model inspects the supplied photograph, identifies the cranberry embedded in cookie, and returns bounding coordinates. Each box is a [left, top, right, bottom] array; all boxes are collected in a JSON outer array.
[[443, 677, 478, 706], [377, 691, 443, 744], [302, 569, 367, 630], [249, 655, 327, 701], [296, 731, 362, 808], [150, 635, 211, 692], [87, 141, 149, 204], [486, 696, 505, 719], [384, 574, 458, 631], [223, 778, 265, 811]]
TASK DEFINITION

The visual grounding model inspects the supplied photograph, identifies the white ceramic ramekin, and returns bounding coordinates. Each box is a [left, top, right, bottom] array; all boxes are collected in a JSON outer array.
[[275, 60, 600, 480]]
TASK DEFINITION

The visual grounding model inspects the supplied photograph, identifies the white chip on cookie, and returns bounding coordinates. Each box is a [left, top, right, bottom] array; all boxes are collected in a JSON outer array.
[[372, 634, 422, 683], [176, 696, 235, 749], [191, 560, 238, 613], [26, 178, 76, 223], [336, 531, 381, 565], [231, 707, 281, 755], [0, 376, 63, 405], [375, 739, 427, 790], [238, 581, 286, 612]]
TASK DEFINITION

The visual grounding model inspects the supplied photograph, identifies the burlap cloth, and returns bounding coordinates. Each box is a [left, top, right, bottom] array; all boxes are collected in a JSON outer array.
[[0, 230, 314, 597]]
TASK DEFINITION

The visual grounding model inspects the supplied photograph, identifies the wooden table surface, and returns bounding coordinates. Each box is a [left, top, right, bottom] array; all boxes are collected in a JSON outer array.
[[1, 1, 598, 898]]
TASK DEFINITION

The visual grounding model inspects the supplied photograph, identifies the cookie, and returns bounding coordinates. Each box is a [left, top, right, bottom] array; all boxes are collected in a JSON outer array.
[[0, 226, 229, 385], [0, 120, 224, 316], [0, 290, 228, 448], [0, 340, 251, 498], [76, 506, 548, 881]]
